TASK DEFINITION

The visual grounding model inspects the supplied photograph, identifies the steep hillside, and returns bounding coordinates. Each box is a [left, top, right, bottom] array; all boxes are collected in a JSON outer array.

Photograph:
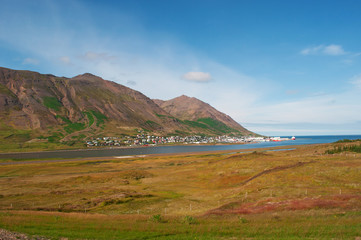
[[0, 67, 183, 149], [0, 67, 182, 130], [0, 67, 255, 151], [153, 95, 254, 135]]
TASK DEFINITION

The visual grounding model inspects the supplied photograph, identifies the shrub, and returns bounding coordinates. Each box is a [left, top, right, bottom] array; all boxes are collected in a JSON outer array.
[[325, 144, 361, 154], [238, 217, 249, 223], [150, 214, 163, 223], [183, 215, 198, 225]]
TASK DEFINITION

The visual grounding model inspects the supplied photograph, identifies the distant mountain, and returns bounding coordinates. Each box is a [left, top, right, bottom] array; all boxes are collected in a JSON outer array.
[[153, 95, 253, 136], [0, 67, 255, 150]]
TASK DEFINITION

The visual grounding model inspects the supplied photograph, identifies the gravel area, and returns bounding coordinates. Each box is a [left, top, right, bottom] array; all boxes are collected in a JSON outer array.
[[0, 228, 52, 240]]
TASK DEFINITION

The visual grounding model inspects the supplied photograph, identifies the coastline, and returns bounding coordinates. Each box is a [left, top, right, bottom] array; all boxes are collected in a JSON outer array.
[[1, 134, 361, 161], [0, 143, 321, 165], [0, 142, 252, 155]]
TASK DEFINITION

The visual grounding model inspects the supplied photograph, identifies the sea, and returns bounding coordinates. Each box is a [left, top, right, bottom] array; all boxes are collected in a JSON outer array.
[[1, 135, 361, 160]]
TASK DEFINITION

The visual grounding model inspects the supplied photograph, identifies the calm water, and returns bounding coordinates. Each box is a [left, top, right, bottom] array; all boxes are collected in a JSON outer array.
[[1, 135, 361, 160]]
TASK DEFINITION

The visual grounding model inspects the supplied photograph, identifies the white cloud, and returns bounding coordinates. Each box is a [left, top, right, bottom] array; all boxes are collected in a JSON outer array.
[[243, 122, 361, 136], [81, 51, 117, 62], [323, 44, 346, 55], [350, 74, 361, 89], [22, 58, 39, 65], [182, 71, 212, 82], [59, 56, 71, 64], [242, 91, 361, 128], [300, 45, 323, 55], [300, 44, 346, 56]]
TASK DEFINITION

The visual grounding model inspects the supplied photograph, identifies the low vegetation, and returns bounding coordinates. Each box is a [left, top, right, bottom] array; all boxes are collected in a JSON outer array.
[[197, 117, 236, 134], [90, 110, 107, 127], [63, 122, 86, 134], [0, 142, 360, 239], [325, 139, 361, 154], [42, 96, 62, 111], [326, 144, 361, 154], [83, 111, 95, 127]]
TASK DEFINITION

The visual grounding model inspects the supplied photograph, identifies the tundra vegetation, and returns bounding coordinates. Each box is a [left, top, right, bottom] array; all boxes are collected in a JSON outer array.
[[0, 141, 360, 239]]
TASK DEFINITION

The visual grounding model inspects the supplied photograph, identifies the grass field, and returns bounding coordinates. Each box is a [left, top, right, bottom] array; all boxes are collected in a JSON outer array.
[[0, 142, 360, 239]]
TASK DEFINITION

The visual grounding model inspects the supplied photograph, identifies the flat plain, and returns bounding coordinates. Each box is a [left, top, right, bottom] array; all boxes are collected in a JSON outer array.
[[0, 142, 360, 239]]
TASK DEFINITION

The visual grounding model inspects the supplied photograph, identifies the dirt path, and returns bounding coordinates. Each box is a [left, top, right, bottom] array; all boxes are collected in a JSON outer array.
[[240, 160, 315, 186], [0, 228, 50, 240]]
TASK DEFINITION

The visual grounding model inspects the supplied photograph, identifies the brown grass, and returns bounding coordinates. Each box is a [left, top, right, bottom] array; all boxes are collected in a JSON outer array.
[[0, 143, 360, 217]]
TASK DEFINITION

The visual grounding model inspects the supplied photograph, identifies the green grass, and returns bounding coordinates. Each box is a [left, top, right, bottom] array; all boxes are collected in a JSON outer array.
[[90, 110, 107, 127], [182, 120, 208, 129], [145, 120, 161, 129], [0, 210, 360, 239], [156, 113, 167, 118], [197, 118, 236, 134], [0, 124, 32, 150], [47, 132, 64, 143], [84, 111, 95, 127], [173, 130, 190, 136], [335, 139, 361, 143], [64, 123, 86, 134], [0, 143, 361, 238], [156, 114, 177, 120], [55, 115, 72, 124], [42, 96, 62, 111], [326, 144, 361, 154]]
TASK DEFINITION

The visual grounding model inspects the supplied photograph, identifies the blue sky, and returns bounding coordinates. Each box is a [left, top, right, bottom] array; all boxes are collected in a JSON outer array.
[[1, 0, 361, 135]]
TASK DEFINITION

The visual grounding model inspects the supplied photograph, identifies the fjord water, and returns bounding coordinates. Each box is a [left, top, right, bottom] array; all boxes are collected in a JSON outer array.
[[1, 135, 361, 160]]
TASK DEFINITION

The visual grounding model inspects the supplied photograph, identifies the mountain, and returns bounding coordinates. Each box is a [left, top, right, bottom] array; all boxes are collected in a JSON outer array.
[[153, 95, 253, 136], [0, 67, 255, 150], [0, 67, 184, 144]]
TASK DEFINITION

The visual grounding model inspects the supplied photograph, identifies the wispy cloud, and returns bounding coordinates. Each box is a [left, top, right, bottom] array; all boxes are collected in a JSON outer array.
[[323, 44, 346, 55], [350, 74, 361, 89], [80, 51, 117, 62], [285, 89, 299, 95], [182, 71, 212, 83], [242, 91, 361, 128], [243, 122, 361, 136], [22, 58, 39, 65], [59, 56, 71, 65], [126, 80, 137, 86], [300, 44, 346, 56], [300, 45, 323, 55]]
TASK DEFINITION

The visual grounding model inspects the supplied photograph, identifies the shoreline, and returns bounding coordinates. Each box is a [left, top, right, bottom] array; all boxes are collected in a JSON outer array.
[[0, 142, 252, 155], [0, 143, 322, 165], [1, 134, 360, 155], [2, 134, 361, 161]]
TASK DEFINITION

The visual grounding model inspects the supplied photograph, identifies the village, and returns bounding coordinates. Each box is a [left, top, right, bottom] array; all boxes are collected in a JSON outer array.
[[85, 134, 272, 147]]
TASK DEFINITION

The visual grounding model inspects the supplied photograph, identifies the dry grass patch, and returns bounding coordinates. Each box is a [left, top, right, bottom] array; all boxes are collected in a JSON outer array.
[[0, 143, 360, 238]]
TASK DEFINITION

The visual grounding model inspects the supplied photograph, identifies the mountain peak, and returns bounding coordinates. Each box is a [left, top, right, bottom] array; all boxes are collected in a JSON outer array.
[[177, 94, 191, 99], [171, 95, 200, 102], [72, 73, 103, 81], [155, 95, 253, 135]]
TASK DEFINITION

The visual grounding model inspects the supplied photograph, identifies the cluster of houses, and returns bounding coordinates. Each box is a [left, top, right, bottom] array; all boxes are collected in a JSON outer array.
[[85, 134, 271, 147]]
